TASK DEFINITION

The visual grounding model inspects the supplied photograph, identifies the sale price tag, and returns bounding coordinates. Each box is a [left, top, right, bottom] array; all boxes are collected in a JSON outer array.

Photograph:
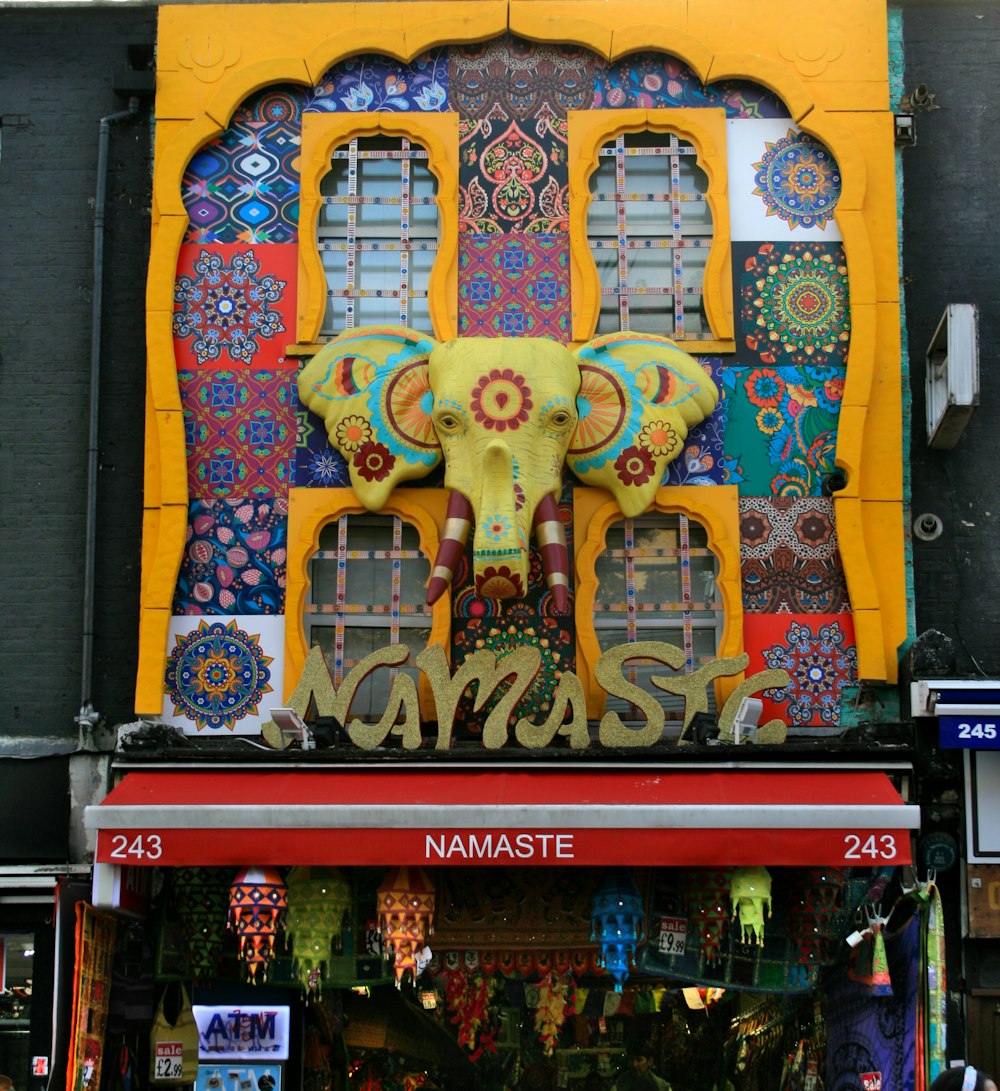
[[154, 1042, 184, 1080], [861, 1072, 882, 1091], [658, 916, 687, 957]]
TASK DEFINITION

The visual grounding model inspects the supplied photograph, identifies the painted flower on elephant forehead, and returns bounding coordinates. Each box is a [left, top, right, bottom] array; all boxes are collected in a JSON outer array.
[[475, 565, 524, 599], [470, 368, 533, 431], [354, 441, 395, 482], [614, 445, 655, 487], [638, 420, 681, 457]]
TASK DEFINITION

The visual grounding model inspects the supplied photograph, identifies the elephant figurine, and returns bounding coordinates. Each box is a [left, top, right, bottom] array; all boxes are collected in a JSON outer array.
[[297, 326, 719, 613]]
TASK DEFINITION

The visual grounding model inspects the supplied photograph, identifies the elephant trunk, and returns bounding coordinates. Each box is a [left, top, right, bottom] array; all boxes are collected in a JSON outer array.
[[470, 439, 531, 600]]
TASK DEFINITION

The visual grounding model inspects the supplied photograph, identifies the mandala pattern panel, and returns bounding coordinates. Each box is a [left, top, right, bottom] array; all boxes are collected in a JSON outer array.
[[460, 117, 569, 234], [163, 615, 285, 735], [728, 120, 842, 241], [719, 363, 844, 497], [740, 497, 848, 613], [664, 357, 727, 486], [458, 233, 571, 341], [173, 498, 289, 616], [735, 241, 850, 368], [305, 49, 448, 112], [296, 402, 352, 488], [180, 369, 296, 498], [174, 244, 297, 370], [450, 36, 594, 120], [595, 54, 787, 118], [744, 613, 858, 728], [183, 87, 302, 244]]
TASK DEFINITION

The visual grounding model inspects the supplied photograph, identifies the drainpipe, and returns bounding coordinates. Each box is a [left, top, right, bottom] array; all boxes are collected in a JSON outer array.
[[76, 97, 140, 746]]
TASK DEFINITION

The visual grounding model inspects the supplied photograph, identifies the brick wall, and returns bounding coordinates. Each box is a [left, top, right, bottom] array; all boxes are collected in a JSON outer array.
[[0, 11, 155, 744]]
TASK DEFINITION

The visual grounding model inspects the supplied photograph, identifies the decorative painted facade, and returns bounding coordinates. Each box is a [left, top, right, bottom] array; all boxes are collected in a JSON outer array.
[[139, 0, 905, 741]]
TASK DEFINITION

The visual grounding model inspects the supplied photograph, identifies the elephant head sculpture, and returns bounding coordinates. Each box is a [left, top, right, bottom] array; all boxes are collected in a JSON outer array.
[[297, 326, 719, 613]]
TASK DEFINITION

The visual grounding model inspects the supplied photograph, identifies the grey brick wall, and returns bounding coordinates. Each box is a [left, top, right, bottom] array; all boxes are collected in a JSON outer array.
[[904, 2, 1000, 675], [0, 11, 155, 745]]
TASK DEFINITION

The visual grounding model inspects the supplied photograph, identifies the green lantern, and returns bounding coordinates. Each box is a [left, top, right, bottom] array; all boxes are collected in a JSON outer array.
[[172, 867, 231, 983], [285, 866, 352, 995]]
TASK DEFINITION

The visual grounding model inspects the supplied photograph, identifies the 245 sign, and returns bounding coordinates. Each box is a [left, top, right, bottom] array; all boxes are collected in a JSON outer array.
[[939, 717, 1000, 750]]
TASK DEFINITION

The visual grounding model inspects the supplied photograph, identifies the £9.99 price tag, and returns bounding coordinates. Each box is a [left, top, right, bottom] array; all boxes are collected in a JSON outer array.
[[154, 1043, 184, 1080], [658, 916, 687, 957]]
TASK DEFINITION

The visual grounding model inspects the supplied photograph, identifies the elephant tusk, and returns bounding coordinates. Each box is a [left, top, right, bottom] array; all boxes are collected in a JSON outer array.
[[426, 491, 474, 606], [533, 493, 571, 615]]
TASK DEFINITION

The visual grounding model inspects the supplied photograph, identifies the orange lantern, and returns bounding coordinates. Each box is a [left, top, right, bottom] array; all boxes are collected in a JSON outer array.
[[228, 866, 288, 982], [377, 866, 435, 985]]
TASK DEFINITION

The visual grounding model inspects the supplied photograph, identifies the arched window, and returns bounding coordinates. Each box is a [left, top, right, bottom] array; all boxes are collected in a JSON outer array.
[[318, 134, 439, 335], [306, 513, 431, 719]]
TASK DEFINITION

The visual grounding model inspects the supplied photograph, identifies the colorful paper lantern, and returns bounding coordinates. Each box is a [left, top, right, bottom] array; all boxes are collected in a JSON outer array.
[[172, 867, 231, 983], [729, 866, 773, 946], [285, 866, 352, 996], [377, 866, 435, 985], [787, 867, 845, 964], [591, 867, 645, 991], [228, 866, 288, 982]]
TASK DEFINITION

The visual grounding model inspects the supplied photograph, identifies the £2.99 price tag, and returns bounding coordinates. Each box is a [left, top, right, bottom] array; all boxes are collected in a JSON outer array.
[[658, 916, 687, 957], [154, 1042, 184, 1080]]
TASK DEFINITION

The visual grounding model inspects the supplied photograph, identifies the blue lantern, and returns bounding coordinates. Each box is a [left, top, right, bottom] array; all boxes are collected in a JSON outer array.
[[591, 868, 645, 991]]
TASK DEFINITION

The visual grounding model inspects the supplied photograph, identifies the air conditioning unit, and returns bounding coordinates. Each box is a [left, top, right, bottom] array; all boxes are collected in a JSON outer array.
[[926, 303, 979, 449]]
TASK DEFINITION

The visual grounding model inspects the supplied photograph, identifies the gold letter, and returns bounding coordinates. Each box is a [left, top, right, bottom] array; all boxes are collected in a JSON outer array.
[[596, 641, 684, 747], [515, 670, 590, 749]]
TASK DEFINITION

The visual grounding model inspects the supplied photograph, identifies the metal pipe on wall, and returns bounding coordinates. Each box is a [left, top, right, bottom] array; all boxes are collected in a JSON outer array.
[[77, 96, 140, 743]]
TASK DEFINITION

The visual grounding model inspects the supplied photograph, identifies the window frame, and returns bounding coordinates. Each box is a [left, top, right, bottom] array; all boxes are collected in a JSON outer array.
[[568, 108, 734, 351], [297, 111, 460, 347], [285, 487, 450, 720], [573, 485, 743, 721]]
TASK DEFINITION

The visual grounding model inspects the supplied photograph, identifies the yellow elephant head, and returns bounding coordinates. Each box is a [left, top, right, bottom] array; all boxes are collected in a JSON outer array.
[[297, 327, 718, 612]]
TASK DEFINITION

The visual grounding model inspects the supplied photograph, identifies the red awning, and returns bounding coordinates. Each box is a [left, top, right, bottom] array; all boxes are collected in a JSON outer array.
[[85, 767, 918, 868]]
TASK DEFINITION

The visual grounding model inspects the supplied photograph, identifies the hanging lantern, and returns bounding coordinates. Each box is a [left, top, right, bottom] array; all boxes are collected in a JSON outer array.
[[591, 867, 645, 991], [787, 867, 845, 964], [285, 866, 352, 996], [376, 866, 435, 986], [228, 867, 288, 983], [729, 866, 773, 946], [172, 867, 231, 983]]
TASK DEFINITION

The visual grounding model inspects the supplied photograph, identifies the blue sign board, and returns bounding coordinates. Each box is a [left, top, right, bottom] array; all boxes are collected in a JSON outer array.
[[939, 715, 1000, 749]]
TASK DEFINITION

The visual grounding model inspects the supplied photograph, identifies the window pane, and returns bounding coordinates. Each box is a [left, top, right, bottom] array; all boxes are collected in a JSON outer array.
[[319, 135, 438, 338]]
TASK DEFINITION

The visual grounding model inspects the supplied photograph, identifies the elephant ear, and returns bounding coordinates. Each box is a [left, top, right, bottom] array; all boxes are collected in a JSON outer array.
[[297, 325, 443, 510], [567, 331, 719, 516]]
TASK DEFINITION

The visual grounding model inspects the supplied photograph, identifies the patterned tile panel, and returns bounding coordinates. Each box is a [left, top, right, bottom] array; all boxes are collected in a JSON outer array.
[[449, 36, 594, 120], [173, 244, 297, 370], [728, 119, 842, 241], [179, 368, 297, 498], [183, 87, 302, 244], [304, 49, 449, 112], [744, 612, 858, 728], [735, 241, 850, 368], [594, 54, 788, 118], [458, 233, 571, 340], [719, 363, 844, 497], [739, 497, 849, 613], [173, 498, 289, 615], [459, 117, 569, 234], [163, 614, 285, 735]]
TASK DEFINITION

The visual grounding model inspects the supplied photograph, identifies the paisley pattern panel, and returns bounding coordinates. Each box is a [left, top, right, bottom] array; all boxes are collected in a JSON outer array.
[[459, 117, 569, 234], [304, 49, 449, 112]]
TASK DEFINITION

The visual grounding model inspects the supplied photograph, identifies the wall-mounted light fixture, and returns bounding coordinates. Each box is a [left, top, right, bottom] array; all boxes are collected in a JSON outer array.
[[926, 303, 979, 449]]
